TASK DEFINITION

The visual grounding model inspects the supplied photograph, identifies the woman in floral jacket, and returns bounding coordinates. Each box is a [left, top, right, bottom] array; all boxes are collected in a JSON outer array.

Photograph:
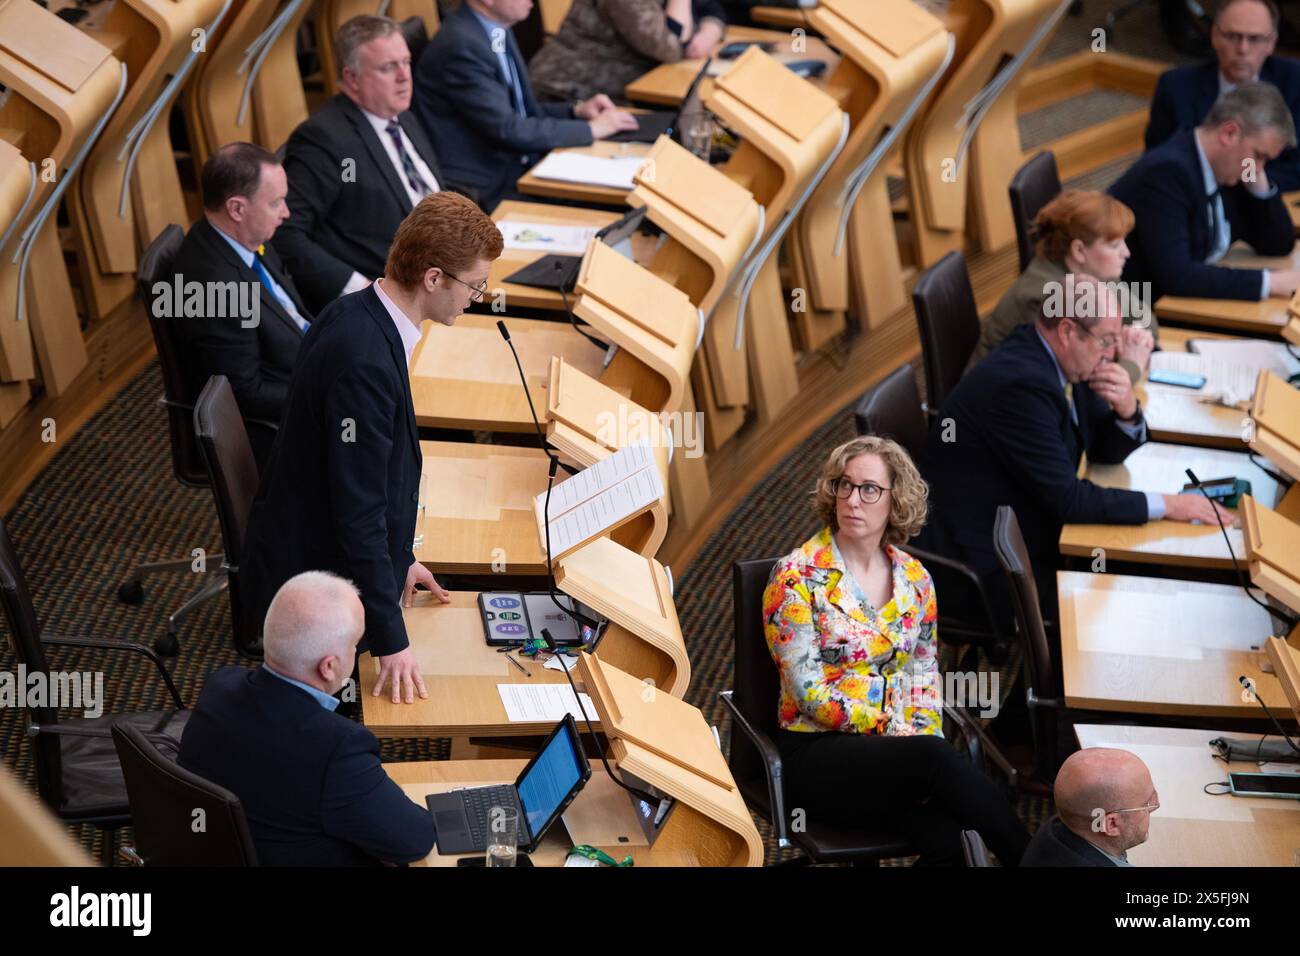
[[763, 435, 1028, 865]]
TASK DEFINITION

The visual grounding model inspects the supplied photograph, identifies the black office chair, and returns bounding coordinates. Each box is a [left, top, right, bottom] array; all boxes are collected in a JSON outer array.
[[718, 557, 1011, 863], [912, 251, 981, 420], [400, 15, 430, 65], [852, 364, 1010, 660], [111, 722, 258, 866], [193, 376, 263, 658], [118, 225, 228, 656], [1009, 151, 1061, 273], [0, 516, 189, 864], [961, 829, 993, 867], [992, 506, 1073, 780]]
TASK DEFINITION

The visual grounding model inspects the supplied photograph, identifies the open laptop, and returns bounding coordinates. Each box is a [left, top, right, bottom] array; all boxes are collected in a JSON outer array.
[[426, 715, 591, 855], [606, 57, 713, 145], [503, 204, 647, 292]]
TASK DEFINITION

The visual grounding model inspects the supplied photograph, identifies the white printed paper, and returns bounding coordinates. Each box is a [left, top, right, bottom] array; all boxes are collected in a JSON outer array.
[[535, 441, 664, 558], [530, 153, 647, 190], [499, 221, 599, 255], [497, 683, 596, 723]]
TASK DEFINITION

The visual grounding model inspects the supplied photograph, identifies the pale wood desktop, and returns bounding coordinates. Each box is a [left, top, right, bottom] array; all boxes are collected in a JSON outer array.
[[1058, 571, 1294, 719], [516, 140, 652, 205], [1143, 326, 1299, 450], [623, 26, 839, 106], [1074, 724, 1300, 866], [360, 592, 576, 741], [1058, 442, 1298, 571], [409, 314, 605, 432], [1155, 243, 1295, 336]]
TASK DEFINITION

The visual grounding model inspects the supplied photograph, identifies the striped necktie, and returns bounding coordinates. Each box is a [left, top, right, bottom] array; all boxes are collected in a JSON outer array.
[[385, 119, 432, 199]]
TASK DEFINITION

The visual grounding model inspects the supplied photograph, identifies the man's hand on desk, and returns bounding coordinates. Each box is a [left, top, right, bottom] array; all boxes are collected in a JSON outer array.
[[372, 647, 428, 704], [403, 559, 450, 606], [1267, 268, 1300, 298], [1119, 325, 1154, 373], [1161, 493, 1238, 527], [1088, 361, 1139, 420], [587, 109, 640, 140], [574, 94, 616, 120], [684, 19, 724, 58]]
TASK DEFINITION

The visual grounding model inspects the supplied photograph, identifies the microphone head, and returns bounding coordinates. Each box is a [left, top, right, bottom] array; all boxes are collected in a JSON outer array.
[[540, 627, 559, 652], [548, 455, 559, 478], [496, 319, 510, 342], [1185, 468, 1200, 486]]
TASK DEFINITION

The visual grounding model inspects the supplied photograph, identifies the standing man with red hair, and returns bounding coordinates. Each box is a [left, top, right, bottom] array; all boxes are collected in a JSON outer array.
[[242, 192, 504, 704]]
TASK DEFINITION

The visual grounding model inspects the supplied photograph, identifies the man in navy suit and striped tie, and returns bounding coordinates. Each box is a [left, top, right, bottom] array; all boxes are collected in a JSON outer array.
[[169, 142, 312, 467]]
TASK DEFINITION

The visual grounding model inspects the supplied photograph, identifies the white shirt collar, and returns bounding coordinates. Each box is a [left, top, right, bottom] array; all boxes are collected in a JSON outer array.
[[358, 103, 401, 136], [210, 220, 256, 267], [1218, 71, 1260, 97], [372, 278, 424, 366], [1192, 130, 1219, 197]]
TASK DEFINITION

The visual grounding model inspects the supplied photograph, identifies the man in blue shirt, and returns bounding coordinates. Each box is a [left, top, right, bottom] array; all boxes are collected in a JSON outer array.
[[414, 0, 639, 210], [179, 572, 435, 866]]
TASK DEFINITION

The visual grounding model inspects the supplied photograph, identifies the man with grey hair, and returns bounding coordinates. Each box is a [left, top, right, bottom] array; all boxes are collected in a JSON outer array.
[[1023, 748, 1159, 866], [273, 15, 452, 314], [1110, 81, 1299, 302], [1145, 0, 1300, 191], [178, 571, 436, 866]]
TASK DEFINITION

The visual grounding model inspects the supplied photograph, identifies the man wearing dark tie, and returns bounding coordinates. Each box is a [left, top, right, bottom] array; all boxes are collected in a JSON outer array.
[[413, 0, 638, 212], [273, 15, 450, 314], [242, 192, 505, 705], [168, 142, 311, 467], [1109, 82, 1300, 303], [1145, 0, 1300, 191]]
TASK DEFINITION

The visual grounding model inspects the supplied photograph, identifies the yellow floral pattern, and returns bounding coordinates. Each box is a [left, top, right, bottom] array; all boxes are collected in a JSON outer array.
[[762, 527, 942, 736]]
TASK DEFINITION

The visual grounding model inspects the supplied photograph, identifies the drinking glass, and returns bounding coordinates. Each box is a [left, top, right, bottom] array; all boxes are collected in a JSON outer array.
[[485, 805, 519, 867]]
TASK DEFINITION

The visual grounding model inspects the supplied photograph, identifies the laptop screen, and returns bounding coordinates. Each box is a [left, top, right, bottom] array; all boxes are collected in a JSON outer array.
[[516, 718, 586, 840]]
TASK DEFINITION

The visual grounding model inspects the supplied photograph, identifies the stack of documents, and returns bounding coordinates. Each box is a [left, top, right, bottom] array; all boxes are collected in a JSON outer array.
[[499, 221, 598, 255], [530, 153, 647, 190], [535, 441, 664, 560]]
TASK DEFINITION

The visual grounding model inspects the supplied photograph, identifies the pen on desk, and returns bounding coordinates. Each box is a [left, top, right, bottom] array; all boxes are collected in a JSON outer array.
[[505, 654, 529, 677]]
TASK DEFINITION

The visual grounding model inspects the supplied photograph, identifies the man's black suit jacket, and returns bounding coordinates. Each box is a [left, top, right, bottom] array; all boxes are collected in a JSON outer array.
[[1108, 129, 1295, 302], [1021, 815, 1120, 867], [273, 94, 447, 314], [1144, 56, 1300, 192], [167, 219, 310, 465], [178, 666, 435, 866], [919, 322, 1149, 583], [241, 285, 422, 657], [414, 5, 593, 212]]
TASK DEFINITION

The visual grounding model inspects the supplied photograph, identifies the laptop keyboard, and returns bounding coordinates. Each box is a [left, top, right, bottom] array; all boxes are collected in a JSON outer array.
[[464, 785, 520, 849]]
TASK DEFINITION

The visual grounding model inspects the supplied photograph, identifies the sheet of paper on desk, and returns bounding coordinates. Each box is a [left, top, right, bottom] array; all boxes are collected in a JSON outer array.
[[1188, 338, 1300, 378], [535, 441, 664, 557], [1149, 351, 1260, 403], [530, 153, 647, 189], [497, 683, 595, 723], [499, 221, 598, 255]]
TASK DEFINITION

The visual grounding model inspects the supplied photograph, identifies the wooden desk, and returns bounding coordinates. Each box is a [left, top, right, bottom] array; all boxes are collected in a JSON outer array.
[[388, 760, 703, 866], [1155, 243, 1295, 336], [1074, 724, 1300, 866], [410, 314, 605, 432], [1058, 572, 1291, 719], [623, 26, 839, 106], [1059, 442, 1293, 570], [1286, 189, 1300, 233], [750, 5, 811, 28], [360, 592, 575, 739], [517, 141, 652, 205], [417, 441, 549, 576], [1146, 327, 1300, 449]]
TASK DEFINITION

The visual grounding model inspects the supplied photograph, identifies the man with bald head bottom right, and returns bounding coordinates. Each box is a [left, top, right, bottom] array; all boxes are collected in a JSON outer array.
[[1023, 748, 1160, 866]]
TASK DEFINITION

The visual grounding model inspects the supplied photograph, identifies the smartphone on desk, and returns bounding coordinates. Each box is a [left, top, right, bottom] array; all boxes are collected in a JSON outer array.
[[718, 41, 777, 58], [1228, 772, 1300, 799], [1147, 368, 1207, 389]]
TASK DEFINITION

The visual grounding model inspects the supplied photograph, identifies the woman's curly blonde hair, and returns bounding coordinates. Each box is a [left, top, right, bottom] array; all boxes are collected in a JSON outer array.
[[813, 435, 928, 546]]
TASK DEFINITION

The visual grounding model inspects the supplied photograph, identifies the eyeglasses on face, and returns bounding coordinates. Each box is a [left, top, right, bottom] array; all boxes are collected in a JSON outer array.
[[435, 268, 488, 301], [830, 478, 891, 505], [1106, 798, 1160, 815], [1073, 320, 1119, 351], [1215, 27, 1275, 46]]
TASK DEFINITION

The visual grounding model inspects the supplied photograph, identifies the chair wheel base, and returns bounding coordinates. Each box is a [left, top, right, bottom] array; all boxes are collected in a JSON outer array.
[[117, 580, 144, 605], [153, 632, 180, 657]]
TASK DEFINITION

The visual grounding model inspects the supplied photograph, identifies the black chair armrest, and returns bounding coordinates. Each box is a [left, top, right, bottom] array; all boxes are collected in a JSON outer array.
[[40, 634, 186, 709], [246, 417, 279, 433], [944, 704, 1019, 791], [905, 544, 1007, 648], [162, 395, 277, 433], [27, 721, 182, 753], [719, 690, 791, 847]]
